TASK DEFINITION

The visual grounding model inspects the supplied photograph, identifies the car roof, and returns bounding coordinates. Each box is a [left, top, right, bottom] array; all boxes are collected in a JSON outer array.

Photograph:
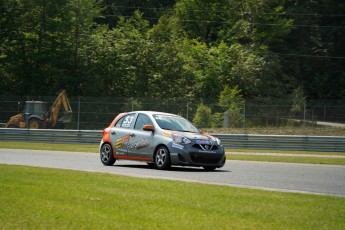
[[132, 111, 179, 117]]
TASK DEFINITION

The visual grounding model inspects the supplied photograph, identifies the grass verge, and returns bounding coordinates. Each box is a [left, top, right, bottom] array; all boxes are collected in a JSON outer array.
[[1, 164, 344, 229], [226, 148, 345, 156], [229, 154, 345, 165], [0, 141, 99, 153], [226, 149, 345, 165]]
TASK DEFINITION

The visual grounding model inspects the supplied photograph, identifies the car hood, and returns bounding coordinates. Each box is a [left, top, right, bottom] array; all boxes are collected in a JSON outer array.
[[179, 132, 215, 141]]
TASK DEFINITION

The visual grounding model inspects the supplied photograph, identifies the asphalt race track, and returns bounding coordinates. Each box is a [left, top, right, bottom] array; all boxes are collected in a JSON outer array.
[[1, 149, 344, 197]]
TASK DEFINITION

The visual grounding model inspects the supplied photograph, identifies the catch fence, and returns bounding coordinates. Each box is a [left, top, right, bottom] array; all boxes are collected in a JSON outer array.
[[0, 96, 344, 130]]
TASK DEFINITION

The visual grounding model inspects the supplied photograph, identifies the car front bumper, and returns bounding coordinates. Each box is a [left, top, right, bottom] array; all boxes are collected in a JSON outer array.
[[168, 143, 226, 168]]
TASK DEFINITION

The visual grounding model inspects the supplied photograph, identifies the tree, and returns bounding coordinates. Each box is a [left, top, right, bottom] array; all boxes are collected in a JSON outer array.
[[0, 0, 101, 96], [110, 11, 152, 97], [219, 85, 244, 128], [282, 0, 345, 99], [290, 86, 306, 116], [192, 103, 212, 128]]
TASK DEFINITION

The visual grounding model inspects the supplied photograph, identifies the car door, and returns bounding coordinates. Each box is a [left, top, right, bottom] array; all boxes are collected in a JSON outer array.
[[126, 113, 155, 160], [110, 113, 136, 157]]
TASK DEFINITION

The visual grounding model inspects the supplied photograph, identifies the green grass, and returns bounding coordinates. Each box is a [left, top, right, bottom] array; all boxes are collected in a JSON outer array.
[[226, 149, 345, 165], [226, 148, 345, 156], [0, 141, 99, 153], [229, 154, 345, 165], [1, 164, 344, 229]]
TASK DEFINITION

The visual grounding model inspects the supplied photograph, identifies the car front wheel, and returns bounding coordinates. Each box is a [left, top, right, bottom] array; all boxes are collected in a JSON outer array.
[[154, 146, 171, 170], [100, 143, 116, 166]]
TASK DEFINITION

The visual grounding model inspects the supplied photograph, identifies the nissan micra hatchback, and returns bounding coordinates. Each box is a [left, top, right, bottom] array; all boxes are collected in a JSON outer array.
[[100, 111, 226, 170]]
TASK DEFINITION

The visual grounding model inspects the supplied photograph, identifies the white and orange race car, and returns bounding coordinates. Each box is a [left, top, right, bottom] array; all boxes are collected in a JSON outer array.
[[100, 111, 226, 171]]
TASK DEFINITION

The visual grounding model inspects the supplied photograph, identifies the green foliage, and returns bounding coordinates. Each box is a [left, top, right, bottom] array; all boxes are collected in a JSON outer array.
[[219, 86, 245, 128], [0, 0, 101, 95], [211, 112, 224, 128], [219, 85, 243, 109], [290, 86, 306, 116], [192, 103, 212, 128], [0, 0, 344, 101], [122, 98, 143, 112]]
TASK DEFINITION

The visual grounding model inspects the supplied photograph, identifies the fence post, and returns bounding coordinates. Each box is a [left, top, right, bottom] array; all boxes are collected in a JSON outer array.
[[323, 104, 326, 121], [223, 110, 229, 128], [303, 100, 307, 126], [243, 100, 246, 132], [77, 96, 81, 130]]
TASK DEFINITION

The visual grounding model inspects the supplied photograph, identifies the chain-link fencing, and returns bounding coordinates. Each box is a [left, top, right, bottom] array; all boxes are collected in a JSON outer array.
[[0, 96, 344, 130]]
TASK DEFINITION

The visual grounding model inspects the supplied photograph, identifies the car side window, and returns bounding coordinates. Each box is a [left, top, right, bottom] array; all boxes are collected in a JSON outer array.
[[115, 114, 135, 128], [134, 114, 153, 130], [115, 117, 124, 127]]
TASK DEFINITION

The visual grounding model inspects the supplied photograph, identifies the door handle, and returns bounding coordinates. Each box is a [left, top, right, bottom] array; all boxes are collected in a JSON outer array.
[[129, 133, 135, 137], [111, 131, 116, 135]]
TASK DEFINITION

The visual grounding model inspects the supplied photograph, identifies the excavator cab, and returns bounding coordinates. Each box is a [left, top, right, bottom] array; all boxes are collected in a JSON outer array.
[[20, 101, 48, 129], [23, 101, 48, 117]]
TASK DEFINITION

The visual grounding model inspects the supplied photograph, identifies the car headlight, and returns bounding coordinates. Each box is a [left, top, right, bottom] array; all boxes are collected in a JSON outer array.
[[213, 137, 221, 145], [172, 134, 191, 144]]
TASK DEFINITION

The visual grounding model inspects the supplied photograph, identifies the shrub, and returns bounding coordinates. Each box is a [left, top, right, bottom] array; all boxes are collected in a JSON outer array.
[[192, 103, 212, 128]]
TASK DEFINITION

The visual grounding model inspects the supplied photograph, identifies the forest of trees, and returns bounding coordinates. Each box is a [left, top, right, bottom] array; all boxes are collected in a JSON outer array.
[[1, 0, 344, 100]]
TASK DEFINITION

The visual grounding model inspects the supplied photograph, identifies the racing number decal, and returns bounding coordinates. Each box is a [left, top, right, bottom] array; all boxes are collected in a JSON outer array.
[[122, 116, 134, 128]]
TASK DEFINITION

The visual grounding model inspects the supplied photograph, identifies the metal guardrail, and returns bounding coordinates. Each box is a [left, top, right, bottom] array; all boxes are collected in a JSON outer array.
[[214, 134, 345, 152], [0, 128, 344, 152], [0, 128, 102, 145]]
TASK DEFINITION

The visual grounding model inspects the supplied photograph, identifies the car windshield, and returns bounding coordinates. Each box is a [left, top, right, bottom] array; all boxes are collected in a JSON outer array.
[[153, 114, 200, 133]]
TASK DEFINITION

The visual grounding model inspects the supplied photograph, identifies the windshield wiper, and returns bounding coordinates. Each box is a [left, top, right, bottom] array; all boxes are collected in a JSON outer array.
[[175, 130, 198, 133]]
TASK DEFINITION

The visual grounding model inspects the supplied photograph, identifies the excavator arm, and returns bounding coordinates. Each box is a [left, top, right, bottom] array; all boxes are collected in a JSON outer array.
[[49, 90, 73, 127]]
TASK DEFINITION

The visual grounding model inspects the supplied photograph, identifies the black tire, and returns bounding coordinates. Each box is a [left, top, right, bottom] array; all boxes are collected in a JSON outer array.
[[146, 163, 155, 168], [203, 166, 216, 171], [100, 143, 116, 166], [154, 146, 171, 170], [28, 118, 42, 129]]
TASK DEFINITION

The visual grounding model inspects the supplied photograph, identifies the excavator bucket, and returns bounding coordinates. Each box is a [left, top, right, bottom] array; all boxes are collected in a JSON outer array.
[[58, 112, 73, 123]]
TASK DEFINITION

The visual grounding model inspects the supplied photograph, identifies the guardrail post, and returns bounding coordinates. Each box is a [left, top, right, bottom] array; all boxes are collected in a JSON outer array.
[[25, 112, 30, 130]]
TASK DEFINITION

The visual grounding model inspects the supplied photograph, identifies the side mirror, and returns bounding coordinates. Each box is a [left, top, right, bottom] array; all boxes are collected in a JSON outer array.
[[143, 124, 155, 131]]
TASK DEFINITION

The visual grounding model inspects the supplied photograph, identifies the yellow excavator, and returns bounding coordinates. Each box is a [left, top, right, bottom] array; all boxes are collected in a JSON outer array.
[[3, 90, 72, 129]]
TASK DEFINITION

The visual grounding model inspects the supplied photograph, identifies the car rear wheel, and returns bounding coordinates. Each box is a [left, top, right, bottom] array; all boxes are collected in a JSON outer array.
[[100, 143, 116, 166], [203, 166, 216, 171], [154, 146, 171, 170], [146, 163, 155, 168]]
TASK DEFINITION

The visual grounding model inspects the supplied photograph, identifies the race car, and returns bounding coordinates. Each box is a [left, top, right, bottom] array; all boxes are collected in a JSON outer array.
[[100, 111, 226, 171]]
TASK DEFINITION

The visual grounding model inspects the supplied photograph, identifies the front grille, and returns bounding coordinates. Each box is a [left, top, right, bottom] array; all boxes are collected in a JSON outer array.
[[192, 144, 218, 151], [189, 152, 222, 164]]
